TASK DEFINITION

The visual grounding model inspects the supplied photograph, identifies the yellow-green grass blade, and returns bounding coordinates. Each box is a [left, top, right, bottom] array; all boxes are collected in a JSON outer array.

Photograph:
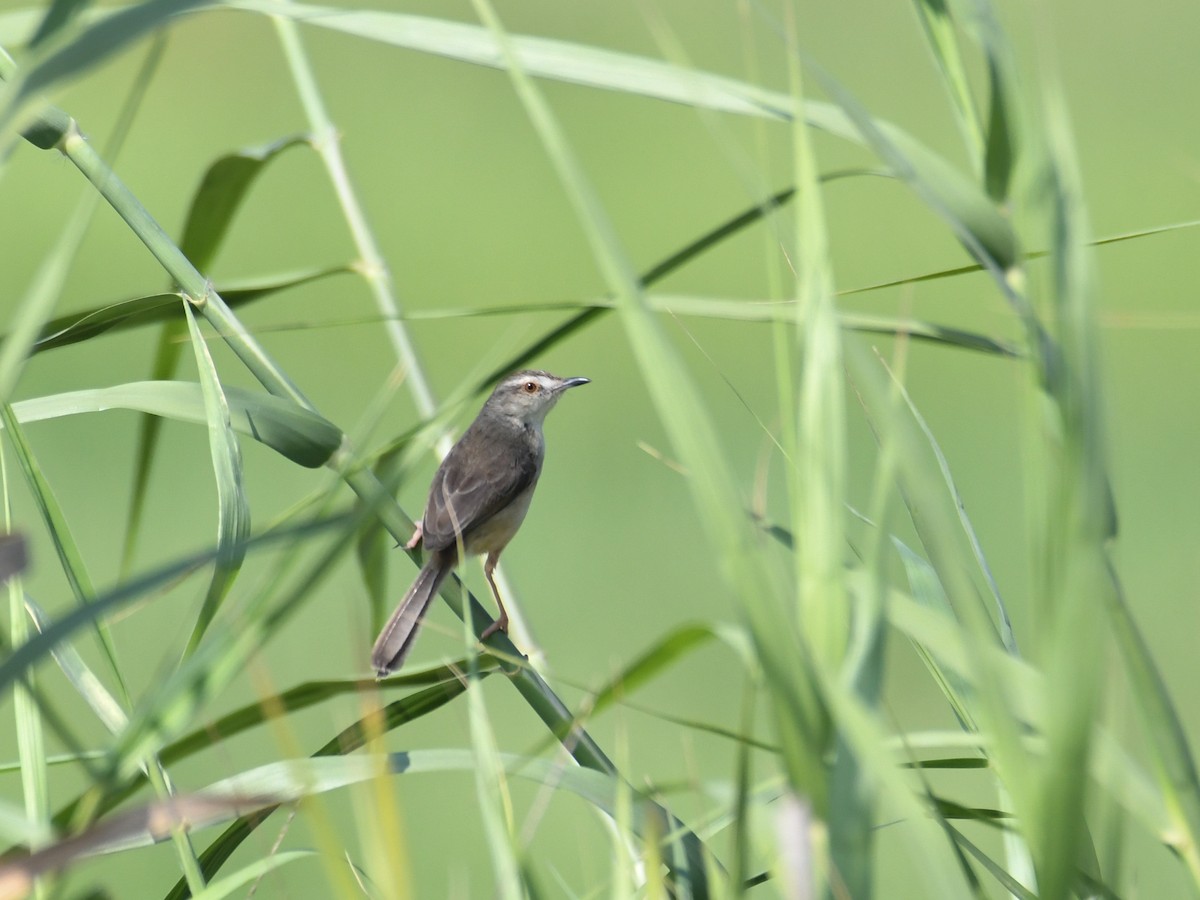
[[887, 374, 1016, 651], [2, 444, 48, 900], [467, 670, 523, 898], [10, 381, 342, 469], [182, 303, 250, 655], [1020, 87, 1113, 898], [186, 851, 316, 900], [783, 24, 873, 895]]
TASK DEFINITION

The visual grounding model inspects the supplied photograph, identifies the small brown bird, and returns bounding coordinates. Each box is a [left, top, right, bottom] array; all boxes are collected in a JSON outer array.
[[371, 370, 590, 676]]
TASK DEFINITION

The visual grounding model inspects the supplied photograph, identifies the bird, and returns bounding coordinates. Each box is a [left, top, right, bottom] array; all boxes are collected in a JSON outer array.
[[371, 369, 590, 676]]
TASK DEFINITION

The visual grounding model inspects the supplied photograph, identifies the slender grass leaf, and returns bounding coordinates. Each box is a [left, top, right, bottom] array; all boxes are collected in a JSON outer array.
[[11, 266, 350, 355], [983, 59, 1015, 203], [467, 666, 523, 897], [182, 304, 250, 654], [845, 217, 1200, 297], [10, 381, 343, 468], [911, 0, 983, 161], [948, 825, 1037, 900], [179, 135, 311, 272], [400, 296, 1018, 357], [188, 752, 671, 857], [2, 447, 50, 886], [0, 752, 106, 775], [893, 540, 978, 731], [0, 404, 133, 718], [24, 596, 126, 734], [187, 851, 315, 900], [28, 0, 91, 49]]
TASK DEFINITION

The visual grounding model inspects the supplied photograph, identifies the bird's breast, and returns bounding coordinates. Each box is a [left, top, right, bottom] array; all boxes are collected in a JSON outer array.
[[464, 479, 539, 556]]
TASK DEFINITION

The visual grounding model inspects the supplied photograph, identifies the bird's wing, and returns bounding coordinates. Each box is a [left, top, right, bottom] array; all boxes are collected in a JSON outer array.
[[421, 432, 539, 552]]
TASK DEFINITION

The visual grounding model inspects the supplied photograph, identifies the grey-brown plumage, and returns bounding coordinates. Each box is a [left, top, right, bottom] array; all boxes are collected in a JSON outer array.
[[371, 370, 589, 676]]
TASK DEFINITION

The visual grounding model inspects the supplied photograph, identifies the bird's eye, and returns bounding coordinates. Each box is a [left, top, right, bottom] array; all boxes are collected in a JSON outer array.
[[523, 381, 539, 393]]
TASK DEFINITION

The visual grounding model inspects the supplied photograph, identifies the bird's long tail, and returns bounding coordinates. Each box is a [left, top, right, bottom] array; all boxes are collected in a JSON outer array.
[[371, 551, 452, 676]]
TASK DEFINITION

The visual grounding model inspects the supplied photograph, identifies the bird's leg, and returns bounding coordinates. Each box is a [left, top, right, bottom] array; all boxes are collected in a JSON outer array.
[[480, 552, 509, 641], [402, 521, 423, 551]]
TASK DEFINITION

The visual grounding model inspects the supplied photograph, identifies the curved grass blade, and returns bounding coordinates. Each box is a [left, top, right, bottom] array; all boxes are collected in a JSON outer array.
[[14, 266, 350, 356], [182, 304, 249, 655], [180, 135, 311, 272], [188, 851, 315, 900], [10, 381, 343, 468]]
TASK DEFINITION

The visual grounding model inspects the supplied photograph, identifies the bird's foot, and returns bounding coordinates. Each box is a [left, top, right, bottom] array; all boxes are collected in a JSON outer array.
[[479, 613, 509, 642], [397, 523, 423, 551]]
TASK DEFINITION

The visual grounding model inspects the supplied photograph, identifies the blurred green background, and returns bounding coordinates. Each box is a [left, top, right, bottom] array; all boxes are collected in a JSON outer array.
[[1, 0, 1198, 895]]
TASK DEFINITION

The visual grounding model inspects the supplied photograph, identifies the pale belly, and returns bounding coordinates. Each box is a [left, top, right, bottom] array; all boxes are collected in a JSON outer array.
[[463, 480, 538, 556]]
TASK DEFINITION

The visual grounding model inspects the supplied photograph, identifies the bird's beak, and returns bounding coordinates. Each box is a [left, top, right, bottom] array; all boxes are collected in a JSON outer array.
[[560, 377, 590, 390]]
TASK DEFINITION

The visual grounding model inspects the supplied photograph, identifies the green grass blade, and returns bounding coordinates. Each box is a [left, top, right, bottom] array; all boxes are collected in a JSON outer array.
[[10, 381, 343, 468], [182, 303, 250, 654], [911, 0, 984, 161], [2, 444, 49, 899], [17, 266, 350, 356], [179, 134, 311, 272], [187, 851, 315, 900], [26, 0, 91, 50], [0, 404, 126, 695], [24, 596, 127, 734]]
